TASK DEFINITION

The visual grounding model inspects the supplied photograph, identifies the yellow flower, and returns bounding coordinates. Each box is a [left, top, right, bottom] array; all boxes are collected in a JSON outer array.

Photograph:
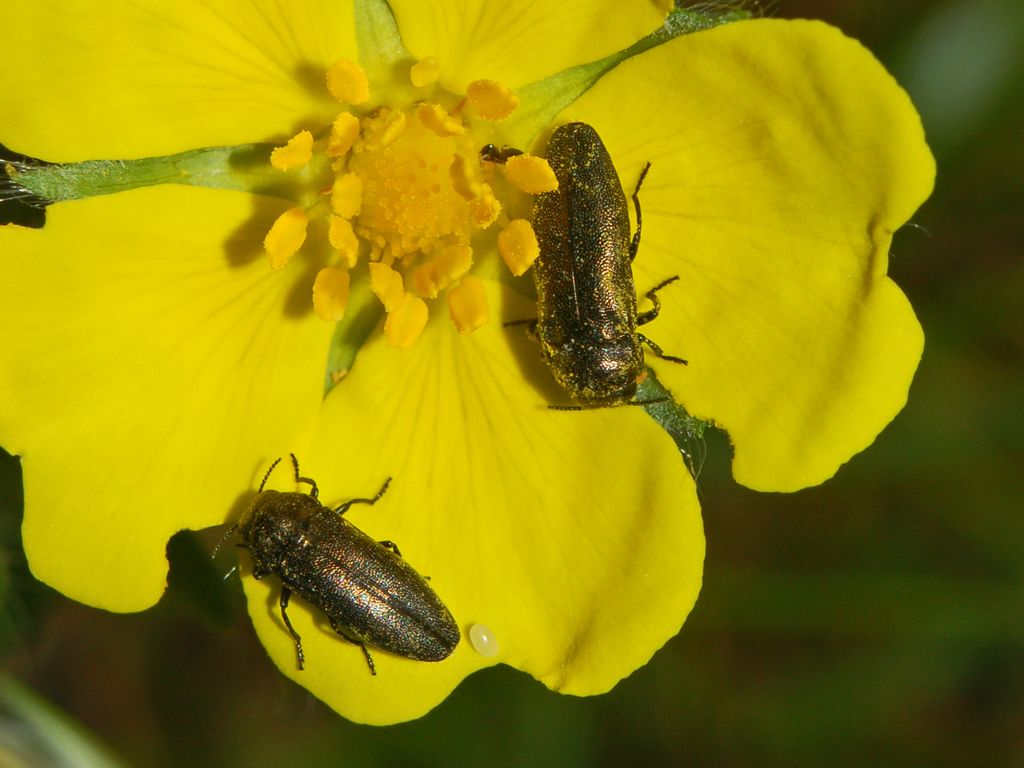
[[0, 1, 933, 724]]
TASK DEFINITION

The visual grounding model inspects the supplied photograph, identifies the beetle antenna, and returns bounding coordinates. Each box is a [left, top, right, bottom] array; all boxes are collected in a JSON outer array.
[[213, 456, 283, 559], [211, 523, 239, 559], [258, 457, 283, 493], [289, 453, 319, 498]]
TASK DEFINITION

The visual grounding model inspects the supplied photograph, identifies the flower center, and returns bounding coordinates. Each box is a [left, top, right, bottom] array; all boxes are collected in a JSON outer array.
[[262, 58, 558, 349]]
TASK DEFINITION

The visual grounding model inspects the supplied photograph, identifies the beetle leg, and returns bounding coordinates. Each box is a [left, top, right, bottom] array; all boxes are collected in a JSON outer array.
[[638, 333, 687, 365], [378, 540, 403, 557], [279, 586, 305, 670], [636, 275, 680, 326], [333, 623, 379, 676], [335, 476, 393, 516], [503, 318, 539, 341], [358, 643, 377, 676], [628, 161, 652, 262]]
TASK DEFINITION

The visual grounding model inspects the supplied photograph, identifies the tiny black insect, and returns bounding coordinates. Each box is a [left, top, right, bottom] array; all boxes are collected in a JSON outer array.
[[479, 143, 523, 164], [221, 455, 460, 675], [492, 122, 686, 407]]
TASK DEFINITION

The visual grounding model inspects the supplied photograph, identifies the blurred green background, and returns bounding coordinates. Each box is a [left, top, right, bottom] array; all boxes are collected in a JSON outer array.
[[2, 1, 1022, 765]]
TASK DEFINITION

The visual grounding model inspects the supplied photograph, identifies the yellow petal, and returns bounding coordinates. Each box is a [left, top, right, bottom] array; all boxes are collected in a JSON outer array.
[[0, 186, 334, 610], [561, 19, 935, 490], [243, 282, 703, 724], [388, 0, 664, 92], [1, 1, 355, 160]]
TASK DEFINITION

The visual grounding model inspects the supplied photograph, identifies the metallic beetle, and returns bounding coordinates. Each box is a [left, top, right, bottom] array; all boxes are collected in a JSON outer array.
[[225, 455, 460, 675], [496, 122, 685, 407]]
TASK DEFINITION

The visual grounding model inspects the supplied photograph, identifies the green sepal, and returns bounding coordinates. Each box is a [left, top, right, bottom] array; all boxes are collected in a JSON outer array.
[[502, 5, 752, 147], [355, 0, 414, 92], [639, 367, 711, 478], [4, 144, 311, 205]]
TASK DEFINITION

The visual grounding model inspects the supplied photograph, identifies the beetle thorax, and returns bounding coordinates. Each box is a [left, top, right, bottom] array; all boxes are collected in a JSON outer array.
[[547, 333, 644, 406], [237, 490, 319, 565]]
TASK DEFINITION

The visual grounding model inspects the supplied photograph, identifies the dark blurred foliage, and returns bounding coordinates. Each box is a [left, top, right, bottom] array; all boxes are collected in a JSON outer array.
[[2, 1, 1022, 766]]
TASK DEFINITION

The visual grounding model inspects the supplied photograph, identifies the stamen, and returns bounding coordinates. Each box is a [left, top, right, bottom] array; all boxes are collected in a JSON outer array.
[[384, 293, 429, 349], [328, 113, 361, 158], [264, 208, 308, 270], [369, 262, 405, 312], [449, 155, 477, 200], [364, 111, 408, 151], [260, 58, 529, 340], [468, 191, 501, 228], [410, 56, 440, 88], [466, 80, 519, 121], [312, 267, 350, 321], [418, 103, 464, 138], [326, 59, 370, 105], [497, 219, 539, 276], [447, 276, 488, 335], [270, 130, 314, 170], [412, 245, 472, 298], [503, 155, 558, 194], [328, 217, 360, 268], [330, 173, 363, 219]]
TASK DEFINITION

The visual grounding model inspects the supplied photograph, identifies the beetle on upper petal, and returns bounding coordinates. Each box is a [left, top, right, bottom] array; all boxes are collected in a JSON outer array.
[[492, 122, 687, 408]]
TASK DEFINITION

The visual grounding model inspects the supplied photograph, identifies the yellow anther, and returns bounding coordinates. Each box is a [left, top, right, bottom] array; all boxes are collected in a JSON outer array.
[[331, 173, 363, 219], [497, 218, 540, 276], [263, 208, 308, 270], [410, 56, 440, 88], [359, 109, 409, 152], [369, 262, 405, 312], [412, 245, 473, 298], [312, 267, 351, 321], [329, 216, 360, 268], [449, 154, 478, 200], [447, 276, 488, 335], [378, 110, 407, 147], [418, 103, 464, 138], [466, 79, 519, 121], [270, 130, 314, 171], [327, 112, 361, 158], [468, 190, 501, 228], [503, 155, 558, 194], [326, 59, 370, 105], [384, 293, 429, 349]]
